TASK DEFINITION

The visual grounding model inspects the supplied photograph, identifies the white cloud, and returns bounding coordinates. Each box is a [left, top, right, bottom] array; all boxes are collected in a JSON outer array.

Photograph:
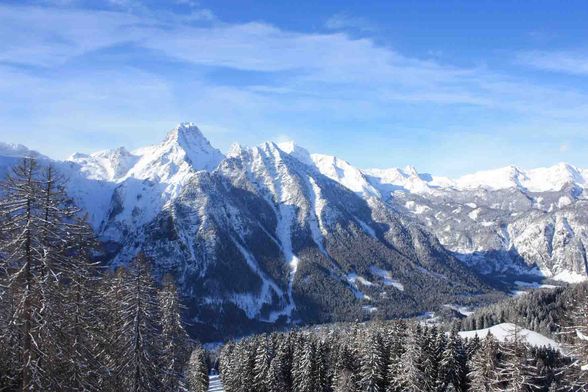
[[517, 50, 588, 75]]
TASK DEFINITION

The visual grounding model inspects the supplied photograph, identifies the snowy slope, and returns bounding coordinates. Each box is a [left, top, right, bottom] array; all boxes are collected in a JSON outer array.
[[278, 141, 380, 197], [459, 323, 560, 351]]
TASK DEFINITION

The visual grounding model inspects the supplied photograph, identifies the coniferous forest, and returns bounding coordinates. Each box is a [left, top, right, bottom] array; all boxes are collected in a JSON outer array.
[[219, 316, 588, 392], [0, 159, 208, 391], [1, 159, 588, 392]]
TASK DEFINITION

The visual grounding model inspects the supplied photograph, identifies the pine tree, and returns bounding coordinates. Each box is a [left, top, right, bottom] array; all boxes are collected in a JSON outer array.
[[558, 285, 588, 387], [186, 345, 209, 392], [315, 339, 331, 392], [333, 344, 358, 392], [292, 337, 316, 392], [253, 336, 272, 392], [389, 326, 427, 392], [267, 347, 288, 392]]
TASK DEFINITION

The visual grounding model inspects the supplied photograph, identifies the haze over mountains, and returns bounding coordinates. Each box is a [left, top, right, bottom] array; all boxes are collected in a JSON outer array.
[[1, 123, 586, 340]]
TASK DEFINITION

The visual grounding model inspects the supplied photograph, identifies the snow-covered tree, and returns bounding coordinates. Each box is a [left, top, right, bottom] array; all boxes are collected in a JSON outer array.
[[292, 337, 316, 392], [159, 275, 192, 391], [110, 253, 163, 392], [253, 336, 272, 392], [389, 326, 427, 392], [0, 159, 98, 390], [440, 329, 467, 392], [359, 331, 385, 392], [468, 333, 500, 392], [496, 325, 542, 392], [333, 343, 359, 392], [267, 347, 288, 392], [186, 345, 209, 392]]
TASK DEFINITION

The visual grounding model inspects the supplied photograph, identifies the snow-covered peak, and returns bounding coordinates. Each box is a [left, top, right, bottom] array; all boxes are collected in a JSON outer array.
[[122, 123, 223, 181], [362, 163, 587, 195], [454, 163, 587, 192], [363, 167, 449, 195], [455, 165, 528, 191], [309, 153, 380, 197], [525, 163, 586, 192], [156, 122, 225, 171], [69, 146, 139, 181], [0, 142, 46, 159]]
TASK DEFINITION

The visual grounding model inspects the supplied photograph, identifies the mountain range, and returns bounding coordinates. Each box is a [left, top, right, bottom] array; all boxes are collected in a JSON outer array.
[[1, 123, 586, 340]]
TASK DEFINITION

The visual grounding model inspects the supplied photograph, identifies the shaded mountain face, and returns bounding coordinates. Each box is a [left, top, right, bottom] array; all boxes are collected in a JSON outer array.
[[4, 123, 585, 340]]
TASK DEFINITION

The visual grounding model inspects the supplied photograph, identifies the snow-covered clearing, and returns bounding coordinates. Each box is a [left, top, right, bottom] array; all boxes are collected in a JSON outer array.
[[459, 323, 560, 351]]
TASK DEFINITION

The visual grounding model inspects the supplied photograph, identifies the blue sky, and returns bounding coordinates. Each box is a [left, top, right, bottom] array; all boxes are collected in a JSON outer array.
[[0, 0, 587, 176]]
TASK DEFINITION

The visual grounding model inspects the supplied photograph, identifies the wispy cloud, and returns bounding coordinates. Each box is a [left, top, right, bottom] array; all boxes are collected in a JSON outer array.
[[325, 13, 376, 32], [0, 2, 588, 173], [517, 50, 588, 75]]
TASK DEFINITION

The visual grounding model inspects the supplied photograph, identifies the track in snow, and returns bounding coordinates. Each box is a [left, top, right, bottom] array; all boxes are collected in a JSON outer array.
[[208, 374, 224, 392]]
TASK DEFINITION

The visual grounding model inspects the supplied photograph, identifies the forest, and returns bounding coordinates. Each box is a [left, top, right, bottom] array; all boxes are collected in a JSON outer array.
[[0, 159, 209, 391], [219, 313, 588, 392]]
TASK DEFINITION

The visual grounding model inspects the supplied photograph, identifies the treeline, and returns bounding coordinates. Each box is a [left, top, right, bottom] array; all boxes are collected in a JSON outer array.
[[219, 320, 587, 392], [0, 159, 208, 391]]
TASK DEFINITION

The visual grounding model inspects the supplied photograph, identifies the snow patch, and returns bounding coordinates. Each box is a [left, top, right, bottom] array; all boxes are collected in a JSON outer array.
[[369, 266, 404, 291]]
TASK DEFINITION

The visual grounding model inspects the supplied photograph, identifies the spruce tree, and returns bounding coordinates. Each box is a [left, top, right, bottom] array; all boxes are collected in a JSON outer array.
[[389, 326, 427, 392], [359, 331, 385, 392], [292, 337, 316, 392], [253, 336, 272, 392], [440, 329, 467, 392]]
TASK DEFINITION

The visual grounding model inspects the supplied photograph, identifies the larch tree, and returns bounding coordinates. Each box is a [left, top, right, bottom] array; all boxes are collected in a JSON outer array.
[[159, 274, 192, 391], [110, 253, 163, 392]]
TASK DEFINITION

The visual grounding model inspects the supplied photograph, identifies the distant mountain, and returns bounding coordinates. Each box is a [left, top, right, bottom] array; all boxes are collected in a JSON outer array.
[[0, 123, 585, 340], [362, 164, 588, 283]]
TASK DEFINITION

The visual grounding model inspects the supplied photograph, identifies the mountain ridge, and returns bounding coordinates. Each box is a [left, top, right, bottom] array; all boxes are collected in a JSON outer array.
[[1, 123, 586, 340]]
